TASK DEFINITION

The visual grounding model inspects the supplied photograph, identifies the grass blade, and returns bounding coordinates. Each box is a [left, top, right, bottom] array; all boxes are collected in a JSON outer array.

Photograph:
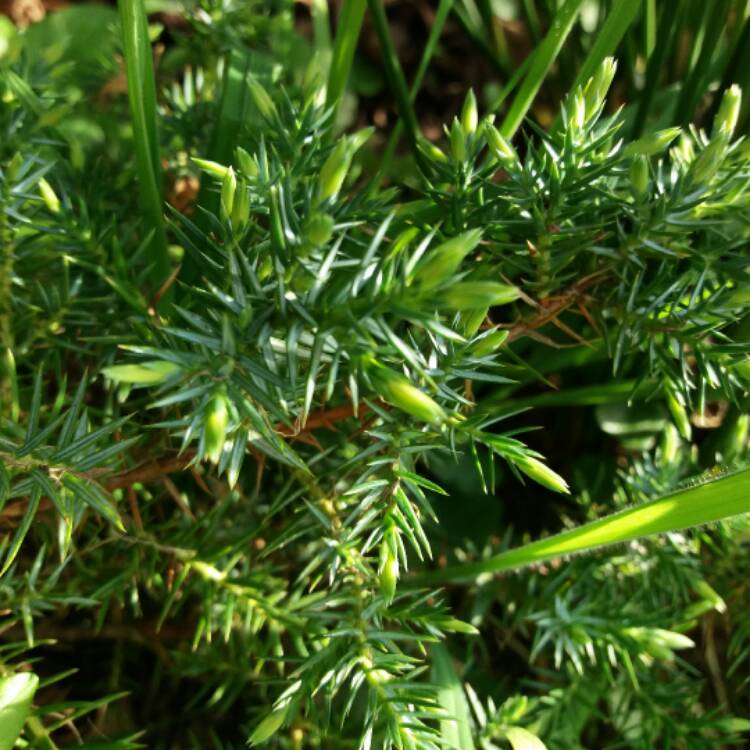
[[0, 672, 39, 750], [568, 0, 643, 96], [499, 0, 586, 139], [631, 0, 687, 136], [370, 0, 453, 190], [311, 0, 331, 53], [488, 52, 534, 113], [1, 484, 41, 577], [185, 47, 250, 283], [706, 16, 750, 133], [326, 0, 367, 123], [431, 644, 476, 750], [452, 0, 508, 76], [522, 0, 542, 42], [673, 0, 732, 126], [206, 48, 251, 173], [643, 0, 656, 59], [366, 0, 420, 156], [118, 0, 170, 295], [424, 468, 750, 583]]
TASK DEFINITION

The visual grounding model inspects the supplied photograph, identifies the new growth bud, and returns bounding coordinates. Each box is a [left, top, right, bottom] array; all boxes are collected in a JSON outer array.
[[630, 154, 649, 197], [441, 281, 520, 311], [572, 91, 586, 130], [367, 361, 446, 425], [689, 137, 726, 185], [413, 229, 483, 292], [379, 528, 399, 604], [37, 177, 60, 214], [485, 125, 518, 167], [231, 177, 250, 229], [305, 212, 335, 247], [417, 137, 448, 164], [461, 89, 478, 137], [583, 57, 617, 119], [660, 423, 680, 465], [102, 360, 181, 385], [235, 146, 259, 178], [460, 306, 489, 337], [316, 129, 371, 205], [624, 127, 681, 157], [220, 167, 237, 222], [713, 84, 742, 139], [514, 454, 570, 494], [449, 117, 466, 162], [247, 76, 277, 121], [317, 140, 353, 204], [666, 390, 692, 441], [1, 347, 18, 420], [192, 158, 231, 179], [470, 328, 509, 357], [204, 389, 229, 465]]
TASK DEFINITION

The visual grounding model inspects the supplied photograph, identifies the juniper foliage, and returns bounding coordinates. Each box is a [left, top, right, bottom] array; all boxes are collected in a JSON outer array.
[[1, 2, 750, 749]]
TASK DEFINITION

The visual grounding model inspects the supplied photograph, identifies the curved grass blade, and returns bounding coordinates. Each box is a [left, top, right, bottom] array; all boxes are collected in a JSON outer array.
[[311, 0, 331, 54], [567, 0, 643, 98], [370, 0, 454, 191], [366, 0, 420, 156], [326, 0, 366, 123], [432, 644, 475, 750], [707, 15, 750, 134], [673, 0, 732, 127], [118, 0, 170, 295], [644, 0, 656, 59], [185, 47, 250, 283], [424, 468, 750, 583], [499, 0, 586, 139], [1, 484, 41, 577], [0, 672, 38, 750], [631, 0, 686, 136]]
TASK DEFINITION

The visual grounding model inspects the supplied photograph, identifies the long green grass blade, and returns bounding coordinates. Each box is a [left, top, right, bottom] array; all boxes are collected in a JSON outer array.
[[326, 0, 366, 122], [631, 0, 686, 136], [0, 672, 39, 750], [643, 0, 656, 59], [486, 379, 649, 414], [522, 0, 542, 42], [366, 0, 420, 156], [499, 0, 586, 139], [311, 0, 331, 53], [185, 47, 250, 283], [118, 0, 170, 293], [568, 0, 643, 95], [207, 48, 251, 170], [1, 484, 40, 577], [452, 1, 508, 76], [674, 0, 732, 126], [488, 52, 534, 113], [707, 16, 750, 133], [370, 0, 453, 190], [424, 468, 750, 583], [476, 0, 513, 73], [431, 644, 476, 750]]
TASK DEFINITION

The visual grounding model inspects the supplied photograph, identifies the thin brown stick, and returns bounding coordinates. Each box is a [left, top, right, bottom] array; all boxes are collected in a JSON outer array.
[[505, 270, 608, 343]]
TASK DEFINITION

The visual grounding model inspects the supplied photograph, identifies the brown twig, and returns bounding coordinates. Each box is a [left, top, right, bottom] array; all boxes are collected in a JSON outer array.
[[103, 403, 376, 491], [505, 270, 609, 344], [104, 452, 197, 491]]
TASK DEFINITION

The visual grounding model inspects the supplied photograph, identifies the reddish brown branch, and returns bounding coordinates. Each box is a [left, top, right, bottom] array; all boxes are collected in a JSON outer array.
[[505, 270, 608, 343], [103, 402, 378, 491]]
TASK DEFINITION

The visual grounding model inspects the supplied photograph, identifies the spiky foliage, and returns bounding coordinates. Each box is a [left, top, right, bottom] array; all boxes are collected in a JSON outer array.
[[2, 3, 750, 750]]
